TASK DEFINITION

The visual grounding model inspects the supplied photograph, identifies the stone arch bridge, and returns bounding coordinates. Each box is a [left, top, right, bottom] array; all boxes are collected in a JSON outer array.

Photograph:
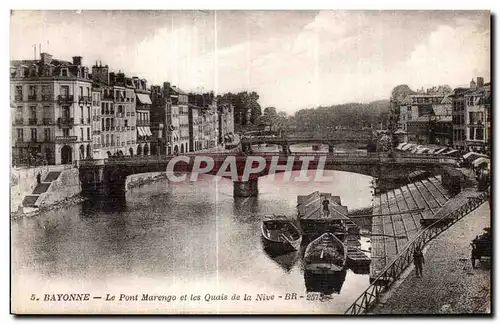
[[78, 152, 458, 197]]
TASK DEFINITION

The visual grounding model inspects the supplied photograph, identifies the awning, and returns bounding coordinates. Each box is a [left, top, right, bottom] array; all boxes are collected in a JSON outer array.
[[144, 127, 152, 136], [137, 127, 145, 137], [434, 148, 448, 155], [443, 149, 458, 155], [396, 142, 407, 150], [136, 93, 152, 105], [472, 157, 490, 168]]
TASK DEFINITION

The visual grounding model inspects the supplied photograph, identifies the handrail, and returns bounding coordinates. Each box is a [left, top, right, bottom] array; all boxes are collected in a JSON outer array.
[[344, 190, 489, 315]]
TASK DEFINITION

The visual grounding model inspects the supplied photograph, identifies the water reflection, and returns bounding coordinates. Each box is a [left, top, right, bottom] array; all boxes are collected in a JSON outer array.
[[12, 168, 373, 314], [304, 269, 347, 295], [261, 240, 300, 273]]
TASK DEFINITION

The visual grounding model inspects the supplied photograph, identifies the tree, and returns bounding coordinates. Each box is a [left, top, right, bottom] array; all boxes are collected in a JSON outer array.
[[391, 84, 415, 104]]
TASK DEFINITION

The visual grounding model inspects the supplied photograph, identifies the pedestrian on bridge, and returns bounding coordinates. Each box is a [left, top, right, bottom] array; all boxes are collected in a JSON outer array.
[[413, 246, 425, 277]]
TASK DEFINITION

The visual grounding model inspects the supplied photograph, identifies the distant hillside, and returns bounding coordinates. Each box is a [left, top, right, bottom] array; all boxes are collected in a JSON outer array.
[[291, 99, 390, 131]]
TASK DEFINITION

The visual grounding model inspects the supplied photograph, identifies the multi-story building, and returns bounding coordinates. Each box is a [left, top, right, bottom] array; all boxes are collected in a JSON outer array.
[[150, 83, 170, 155], [451, 77, 491, 152], [91, 87, 103, 158], [398, 93, 451, 144], [189, 93, 219, 151], [172, 86, 190, 154], [92, 63, 138, 157], [11, 53, 93, 165], [218, 102, 235, 144], [133, 77, 152, 156], [188, 99, 204, 152]]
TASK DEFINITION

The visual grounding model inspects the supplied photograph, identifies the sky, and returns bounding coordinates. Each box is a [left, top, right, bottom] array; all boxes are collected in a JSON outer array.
[[10, 10, 490, 114]]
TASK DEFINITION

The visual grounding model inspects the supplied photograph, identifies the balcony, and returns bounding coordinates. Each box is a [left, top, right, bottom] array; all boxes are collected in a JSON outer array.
[[43, 118, 54, 125], [55, 135, 78, 143], [78, 96, 91, 105], [92, 130, 101, 135], [14, 95, 23, 101], [57, 95, 74, 104], [28, 118, 38, 125], [57, 117, 75, 128], [136, 120, 150, 127], [14, 118, 24, 125], [41, 95, 52, 101]]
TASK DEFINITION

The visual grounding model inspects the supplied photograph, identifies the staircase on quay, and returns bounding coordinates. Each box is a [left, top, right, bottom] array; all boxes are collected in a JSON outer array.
[[21, 171, 61, 209]]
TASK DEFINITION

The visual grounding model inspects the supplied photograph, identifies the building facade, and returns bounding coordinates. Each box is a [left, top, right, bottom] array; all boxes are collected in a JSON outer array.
[[150, 83, 170, 155], [11, 53, 93, 165], [218, 102, 235, 144], [398, 93, 452, 144], [92, 64, 139, 157], [172, 86, 190, 154], [451, 77, 491, 152], [133, 77, 152, 156], [188, 101, 203, 152]]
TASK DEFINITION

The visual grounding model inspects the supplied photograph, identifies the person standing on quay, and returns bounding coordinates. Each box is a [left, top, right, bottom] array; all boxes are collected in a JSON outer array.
[[413, 246, 425, 277]]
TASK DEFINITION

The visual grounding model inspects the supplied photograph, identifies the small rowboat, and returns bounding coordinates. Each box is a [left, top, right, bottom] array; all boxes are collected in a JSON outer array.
[[304, 232, 347, 274], [261, 214, 302, 254]]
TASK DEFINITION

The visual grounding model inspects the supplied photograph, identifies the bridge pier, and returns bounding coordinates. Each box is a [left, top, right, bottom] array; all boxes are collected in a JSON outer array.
[[233, 179, 259, 197]]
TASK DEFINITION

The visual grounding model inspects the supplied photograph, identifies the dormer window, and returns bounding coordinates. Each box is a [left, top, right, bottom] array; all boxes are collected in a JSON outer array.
[[61, 69, 68, 77], [30, 66, 37, 76]]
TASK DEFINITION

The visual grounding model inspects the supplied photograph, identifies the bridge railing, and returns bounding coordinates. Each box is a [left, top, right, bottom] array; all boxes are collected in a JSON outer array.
[[344, 191, 489, 315], [87, 152, 457, 166]]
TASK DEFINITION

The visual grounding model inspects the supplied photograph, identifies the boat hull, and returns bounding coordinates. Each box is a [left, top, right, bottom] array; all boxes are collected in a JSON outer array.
[[261, 219, 302, 254], [304, 232, 347, 273]]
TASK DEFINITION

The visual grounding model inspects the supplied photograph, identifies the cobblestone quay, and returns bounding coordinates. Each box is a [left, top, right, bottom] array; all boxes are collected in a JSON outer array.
[[372, 202, 491, 314]]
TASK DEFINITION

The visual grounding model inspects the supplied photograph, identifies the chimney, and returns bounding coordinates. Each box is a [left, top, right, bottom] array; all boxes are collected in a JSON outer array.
[[470, 78, 477, 89], [40, 52, 53, 65], [477, 77, 484, 87], [163, 82, 170, 97], [72, 56, 82, 65]]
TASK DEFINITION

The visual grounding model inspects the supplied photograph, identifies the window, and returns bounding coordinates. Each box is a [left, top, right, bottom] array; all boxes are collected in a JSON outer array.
[[101, 102, 105, 115], [16, 106, 22, 117], [80, 86, 84, 98], [30, 106, 36, 119], [81, 107, 84, 121], [63, 128, 70, 137], [80, 128, 84, 141], [125, 119, 128, 127], [44, 128, 50, 142], [41, 85, 51, 100], [15, 86, 23, 100], [87, 128, 90, 141], [29, 86, 36, 99], [86, 88, 90, 97], [16, 129, 23, 141], [469, 127, 474, 140], [60, 85, 69, 97], [31, 128, 37, 142], [476, 128, 484, 140]]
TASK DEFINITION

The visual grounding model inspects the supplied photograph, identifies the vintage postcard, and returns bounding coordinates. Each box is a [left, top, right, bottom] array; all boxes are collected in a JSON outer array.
[[9, 9, 491, 315]]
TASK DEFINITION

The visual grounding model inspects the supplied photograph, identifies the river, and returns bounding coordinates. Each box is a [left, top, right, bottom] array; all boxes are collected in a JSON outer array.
[[11, 145, 374, 314]]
